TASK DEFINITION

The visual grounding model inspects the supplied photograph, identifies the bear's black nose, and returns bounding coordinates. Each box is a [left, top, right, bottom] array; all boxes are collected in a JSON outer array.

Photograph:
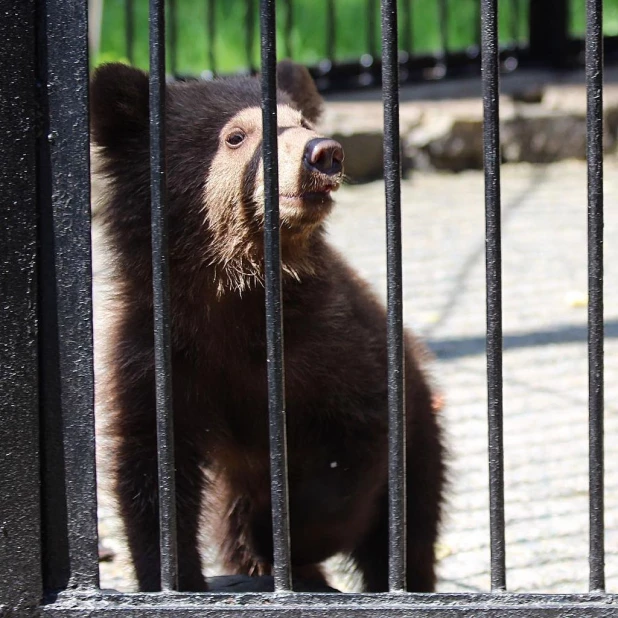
[[303, 138, 344, 176]]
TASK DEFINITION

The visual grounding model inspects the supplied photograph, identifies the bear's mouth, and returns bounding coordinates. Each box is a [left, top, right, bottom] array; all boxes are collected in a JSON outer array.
[[276, 182, 339, 229], [279, 187, 335, 207]]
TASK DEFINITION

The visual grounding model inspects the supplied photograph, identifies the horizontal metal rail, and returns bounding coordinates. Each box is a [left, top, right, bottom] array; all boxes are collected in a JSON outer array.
[[41, 591, 618, 617]]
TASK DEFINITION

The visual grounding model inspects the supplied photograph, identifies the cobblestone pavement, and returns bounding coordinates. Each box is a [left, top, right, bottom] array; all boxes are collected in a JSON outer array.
[[94, 159, 618, 593]]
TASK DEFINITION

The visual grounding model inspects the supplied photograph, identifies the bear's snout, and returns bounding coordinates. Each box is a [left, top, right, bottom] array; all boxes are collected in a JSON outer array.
[[303, 138, 344, 177]]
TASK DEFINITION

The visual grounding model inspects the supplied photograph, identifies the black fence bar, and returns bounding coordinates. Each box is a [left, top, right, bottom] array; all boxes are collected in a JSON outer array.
[[367, 0, 378, 58], [247, 0, 256, 72], [37, 0, 99, 592], [481, 0, 506, 592], [475, 0, 482, 49], [326, 0, 336, 62], [260, 0, 292, 593], [284, 0, 293, 59], [381, 0, 406, 592], [206, 0, 216, 74], [168, 0, 178, 76], [0, 0, 42, 608], [125, 0, 135, 65], [529, 0, 569, 68], [509, 0, 521, 47], [437, 0, 448, 55], [98, 0, 618, 94], [586, 0, 605, 594], [149, 0, 179, 592], [37, 8, 69, 591], [401, 0, 412, 54]]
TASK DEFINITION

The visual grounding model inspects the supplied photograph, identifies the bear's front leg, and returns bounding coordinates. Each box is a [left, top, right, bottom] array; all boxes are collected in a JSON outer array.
[[114, 424, 208, 592], [350, 491, 438, 593], [352, 411, 444, 591]]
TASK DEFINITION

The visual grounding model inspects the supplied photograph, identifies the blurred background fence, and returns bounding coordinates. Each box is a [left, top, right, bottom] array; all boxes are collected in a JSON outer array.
[[90, 0, 618, 92]]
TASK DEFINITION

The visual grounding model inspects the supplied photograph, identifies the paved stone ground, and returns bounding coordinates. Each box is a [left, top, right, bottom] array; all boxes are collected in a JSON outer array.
[[94, 158, 618, 594]]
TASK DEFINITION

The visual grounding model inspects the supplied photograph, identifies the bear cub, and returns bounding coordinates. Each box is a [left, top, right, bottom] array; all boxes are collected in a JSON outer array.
[[91, 61, 445, 592]]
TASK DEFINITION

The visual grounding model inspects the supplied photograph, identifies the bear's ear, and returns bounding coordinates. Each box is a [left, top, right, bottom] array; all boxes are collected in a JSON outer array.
[[276, 60, 323, 124], [90, 63, 150, 153]]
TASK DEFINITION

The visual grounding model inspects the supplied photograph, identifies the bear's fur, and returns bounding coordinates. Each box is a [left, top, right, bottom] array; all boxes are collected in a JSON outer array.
[[90, 61, 445, 593]]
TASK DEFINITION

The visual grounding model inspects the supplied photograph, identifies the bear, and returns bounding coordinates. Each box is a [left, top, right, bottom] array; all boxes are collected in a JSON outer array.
[[90, 60, 445, 593]]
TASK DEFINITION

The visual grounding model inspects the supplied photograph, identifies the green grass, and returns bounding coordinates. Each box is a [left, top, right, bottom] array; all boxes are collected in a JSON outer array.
[[93, 0, 618, 74]]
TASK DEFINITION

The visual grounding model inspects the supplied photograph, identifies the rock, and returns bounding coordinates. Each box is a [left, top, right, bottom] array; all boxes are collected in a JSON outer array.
[[321, 76, 618, 175], [331, 131, 385, 181], [510, 86, 545, 104], [502, 112, 588, 163], [407, 117, 484, 172], [319, 101, 422, 181]]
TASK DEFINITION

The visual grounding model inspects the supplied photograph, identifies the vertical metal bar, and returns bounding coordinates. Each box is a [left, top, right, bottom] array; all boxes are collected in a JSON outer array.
[[326, 0, 336, 62], [150, 0, 178, 592], [126, 0, 135, 64], [529, 0, 569, 68], [509, 0, 521, 46], [402, 0, 412, 53], [381, 0, 406, 593], [247, 0, 256, 72], [284, 0, 293, 58], [260, 0, 292, 593], [437, 0, 448, 54], [168, 0, 178, 76], [207, 0, 216, 74], [367, 0, 378, 57], [0, 0, 42, 606], [586, 0, 605, 594], [38, 0, 99, 592], [481, 0, 506, 593], [474, 0, 482, 49]]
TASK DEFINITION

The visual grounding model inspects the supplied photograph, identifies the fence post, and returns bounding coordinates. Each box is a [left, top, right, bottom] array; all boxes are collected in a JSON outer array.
[[528, 0, 570, 67], [37, 0, 100, 593], [0, 0, 43, 612]]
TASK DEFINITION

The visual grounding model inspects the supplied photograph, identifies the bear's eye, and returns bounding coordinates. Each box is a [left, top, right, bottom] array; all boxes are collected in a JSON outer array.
[[225, 130, 246, 148], [300, 118, 312, 130]]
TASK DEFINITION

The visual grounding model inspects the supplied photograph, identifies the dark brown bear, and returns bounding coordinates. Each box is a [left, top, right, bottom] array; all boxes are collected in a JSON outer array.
[[90, 61, 445, 593]]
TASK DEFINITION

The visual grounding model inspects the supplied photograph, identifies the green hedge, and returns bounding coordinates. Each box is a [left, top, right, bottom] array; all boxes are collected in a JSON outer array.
[[93, 0, 618, 74]]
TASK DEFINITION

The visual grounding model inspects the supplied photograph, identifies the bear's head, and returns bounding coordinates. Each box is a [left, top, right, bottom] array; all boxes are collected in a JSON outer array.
[[90, 61, 344, 295]]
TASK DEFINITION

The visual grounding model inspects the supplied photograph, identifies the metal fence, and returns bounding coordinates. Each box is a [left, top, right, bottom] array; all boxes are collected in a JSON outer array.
[[0, 0, 611, 617], [102, 0, 618, 91]]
